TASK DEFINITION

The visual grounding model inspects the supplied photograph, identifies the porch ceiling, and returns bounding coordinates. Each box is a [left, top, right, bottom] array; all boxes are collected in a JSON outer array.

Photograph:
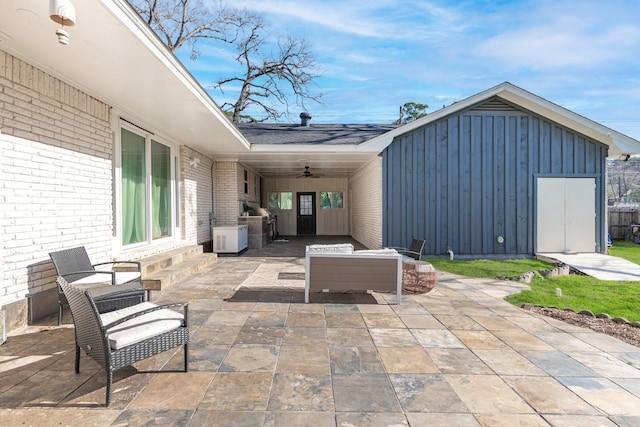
[[222, 150, 379, 178]]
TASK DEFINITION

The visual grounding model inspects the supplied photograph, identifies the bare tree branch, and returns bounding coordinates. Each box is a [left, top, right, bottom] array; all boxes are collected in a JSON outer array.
[[128, 0, 322, 122], [128, 0, 248, 59], [210, 14, 321, 123]]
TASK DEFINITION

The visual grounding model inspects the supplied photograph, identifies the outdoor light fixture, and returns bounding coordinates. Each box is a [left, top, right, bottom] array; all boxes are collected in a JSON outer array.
[[49, 0, 76, 45], [619, 154, 631, 161], [189, 157, 201, 168]]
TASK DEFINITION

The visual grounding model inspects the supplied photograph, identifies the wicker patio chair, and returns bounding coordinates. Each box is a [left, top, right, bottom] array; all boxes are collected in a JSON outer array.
[[388, 239, 426, 260], [58, 276, 189, 406], [49, 247, 150, 325]]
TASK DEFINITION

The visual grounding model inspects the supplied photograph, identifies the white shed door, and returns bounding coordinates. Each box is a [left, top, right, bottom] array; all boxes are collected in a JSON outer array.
[[537, 178, 595, 253]]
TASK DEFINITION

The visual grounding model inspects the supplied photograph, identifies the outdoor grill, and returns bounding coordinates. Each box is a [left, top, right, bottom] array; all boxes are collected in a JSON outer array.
[[257, 207, 278, 241]]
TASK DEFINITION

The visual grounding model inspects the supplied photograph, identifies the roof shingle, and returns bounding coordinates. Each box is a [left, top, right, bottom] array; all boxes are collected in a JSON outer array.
[[237, 123, 398, 145]]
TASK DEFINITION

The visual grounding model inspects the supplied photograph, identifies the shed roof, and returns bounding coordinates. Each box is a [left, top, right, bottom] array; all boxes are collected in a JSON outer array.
[[359, 82, 640, 158]]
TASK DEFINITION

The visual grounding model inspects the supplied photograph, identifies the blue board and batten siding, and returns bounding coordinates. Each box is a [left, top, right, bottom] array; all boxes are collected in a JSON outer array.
[[382, 98, 608, 257]]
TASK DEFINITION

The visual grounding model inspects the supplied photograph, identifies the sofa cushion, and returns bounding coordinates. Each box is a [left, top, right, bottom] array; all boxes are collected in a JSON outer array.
[[84, 282, 144, 299], [101, 302, 183, 350], [306, 243, 354, 254], [354, 249, 399, 256]]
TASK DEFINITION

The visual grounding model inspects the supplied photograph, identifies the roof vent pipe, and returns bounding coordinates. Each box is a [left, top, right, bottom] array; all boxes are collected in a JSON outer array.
[[300, 112, 312, 126]]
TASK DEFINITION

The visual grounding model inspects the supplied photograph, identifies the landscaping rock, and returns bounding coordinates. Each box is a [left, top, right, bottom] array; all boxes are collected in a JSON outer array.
[[539, 269, 558, 278]]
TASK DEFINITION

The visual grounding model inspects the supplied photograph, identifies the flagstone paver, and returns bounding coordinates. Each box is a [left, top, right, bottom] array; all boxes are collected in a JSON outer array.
[[2, 238, 640, 426]]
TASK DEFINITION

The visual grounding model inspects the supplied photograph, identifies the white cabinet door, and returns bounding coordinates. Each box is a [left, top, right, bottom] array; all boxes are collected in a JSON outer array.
[[537, 178, 595, 253]]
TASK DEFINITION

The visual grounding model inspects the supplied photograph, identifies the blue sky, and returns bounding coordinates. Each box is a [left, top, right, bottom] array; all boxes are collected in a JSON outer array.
[[177, 0, 640, 140]]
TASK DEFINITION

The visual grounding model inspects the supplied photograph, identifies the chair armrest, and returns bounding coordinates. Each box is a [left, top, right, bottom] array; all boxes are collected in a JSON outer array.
[[387, 248, 422, 260], [101, 302, 189, 331], [93, 260, 142, 272], [399, 250, 421, 256], [400, 250, 422, 260]]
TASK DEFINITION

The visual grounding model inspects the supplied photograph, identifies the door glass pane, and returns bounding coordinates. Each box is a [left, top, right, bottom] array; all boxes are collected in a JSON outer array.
[[121, 128, 147, 245], [300, 195, 313, 215], [152, 140, 171, 239]]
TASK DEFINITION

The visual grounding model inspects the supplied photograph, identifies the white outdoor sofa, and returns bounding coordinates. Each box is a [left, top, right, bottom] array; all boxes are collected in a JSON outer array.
[[304, 244, 403, 304]]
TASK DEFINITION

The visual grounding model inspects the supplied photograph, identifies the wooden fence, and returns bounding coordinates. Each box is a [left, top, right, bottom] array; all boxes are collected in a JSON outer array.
[[608, 207, 640, 240]]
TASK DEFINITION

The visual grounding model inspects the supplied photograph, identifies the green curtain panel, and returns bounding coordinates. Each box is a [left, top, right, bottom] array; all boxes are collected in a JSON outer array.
[[121, 128, 147, 245], [151, 140, 171, 239]]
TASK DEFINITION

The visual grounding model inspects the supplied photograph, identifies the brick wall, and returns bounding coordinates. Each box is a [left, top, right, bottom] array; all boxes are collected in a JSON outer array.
[[212, 162, 263, 226], [181, 146, 213, 244], [348, 157, 383, 249], [213, 161, 239, 225], [0, 50, 113, 331]]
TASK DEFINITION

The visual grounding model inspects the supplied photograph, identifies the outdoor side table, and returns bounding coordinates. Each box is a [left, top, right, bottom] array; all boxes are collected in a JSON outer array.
[[402, 260, 437, 293]]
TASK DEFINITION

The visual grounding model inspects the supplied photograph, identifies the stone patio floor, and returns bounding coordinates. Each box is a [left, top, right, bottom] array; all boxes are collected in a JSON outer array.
[[2, 243, 640, 426]]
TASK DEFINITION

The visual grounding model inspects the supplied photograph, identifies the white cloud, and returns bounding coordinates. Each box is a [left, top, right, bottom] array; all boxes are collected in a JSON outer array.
[[475, 23, 640, 70], [230, 0, 463, 41], [460, 0, 640, 71]]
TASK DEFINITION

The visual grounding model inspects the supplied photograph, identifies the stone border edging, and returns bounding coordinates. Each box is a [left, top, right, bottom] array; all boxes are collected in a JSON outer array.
[[497, 264, 571, 284], [520, 303, 640, 328]]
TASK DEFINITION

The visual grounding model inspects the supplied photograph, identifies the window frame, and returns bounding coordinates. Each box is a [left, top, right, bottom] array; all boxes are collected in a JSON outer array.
[[319, 191, 344, 209], [267, 191, 293, 210], [115, 120, 179, 252]]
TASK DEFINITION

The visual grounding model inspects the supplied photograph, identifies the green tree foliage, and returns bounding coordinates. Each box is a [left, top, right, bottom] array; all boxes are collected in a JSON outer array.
[[399, 102, 428, 124]]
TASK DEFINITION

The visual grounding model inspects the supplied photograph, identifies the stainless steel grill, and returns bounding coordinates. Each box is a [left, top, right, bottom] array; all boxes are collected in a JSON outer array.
[[257, 207, 278, 241]]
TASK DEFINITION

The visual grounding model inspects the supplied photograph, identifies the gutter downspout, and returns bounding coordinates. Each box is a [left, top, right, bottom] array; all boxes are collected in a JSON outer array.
[[447, 248, 454, 260]]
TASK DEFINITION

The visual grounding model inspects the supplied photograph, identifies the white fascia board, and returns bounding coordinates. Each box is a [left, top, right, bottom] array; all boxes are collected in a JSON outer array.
[[250, 144, 363, 153], [103, 0, 250, 150], [497, 88, 640, 156]]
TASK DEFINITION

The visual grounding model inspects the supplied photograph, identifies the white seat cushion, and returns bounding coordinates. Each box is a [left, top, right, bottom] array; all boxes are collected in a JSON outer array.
[[70, 271, 141, 286], [354, 249, 399, 256], [100, 302, 183, 350], [306, 243, 354, 254]]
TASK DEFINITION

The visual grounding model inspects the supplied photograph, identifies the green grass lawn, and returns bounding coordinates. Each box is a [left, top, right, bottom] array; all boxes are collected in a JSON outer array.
[[425, 243, 640, 322]]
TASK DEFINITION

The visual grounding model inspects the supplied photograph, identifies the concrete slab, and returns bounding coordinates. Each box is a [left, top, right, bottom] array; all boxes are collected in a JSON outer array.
[[537, 252, 640, 281]]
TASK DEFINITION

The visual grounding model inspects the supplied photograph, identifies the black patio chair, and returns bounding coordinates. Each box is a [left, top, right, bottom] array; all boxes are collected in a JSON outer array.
[[389, 239, 426, 260], [58, 276, 189, 406], [49, 246, 150, 325]]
